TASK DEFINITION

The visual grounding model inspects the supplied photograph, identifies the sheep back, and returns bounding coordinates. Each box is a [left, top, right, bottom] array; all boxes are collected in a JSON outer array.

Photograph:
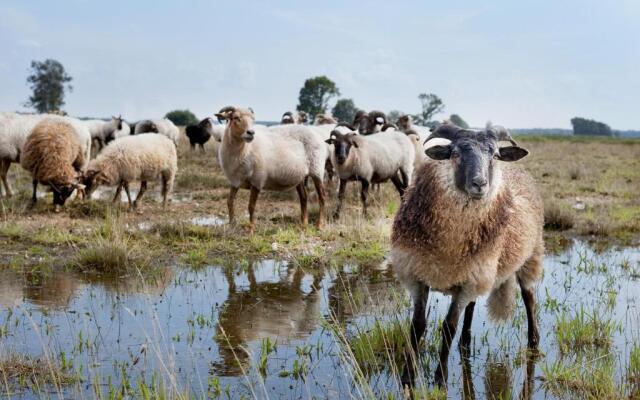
[[20, 119, 84, 186], [86, 134, 177, 185]]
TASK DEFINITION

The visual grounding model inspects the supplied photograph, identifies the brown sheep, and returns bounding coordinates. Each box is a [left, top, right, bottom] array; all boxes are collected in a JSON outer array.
[[391, 124, 543, 387], [20, 119, 86, 209]]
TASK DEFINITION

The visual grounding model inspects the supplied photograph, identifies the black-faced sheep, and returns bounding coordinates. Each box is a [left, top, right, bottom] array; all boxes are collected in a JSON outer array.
[[215, 106, 327, 231], [390, 124, 543, 387], [20, 119, 86, 209], [185, 118, 214, 152], [325, 130, 414, 218], [81, 133, 177, 210]]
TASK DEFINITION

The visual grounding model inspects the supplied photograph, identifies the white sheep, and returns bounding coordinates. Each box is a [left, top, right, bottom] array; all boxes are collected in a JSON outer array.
[[82, 116, 127, 152], [0, 112, 91, 197], [325, 129, 414, 218], [215, 106, 327, 231], [81, 133, 177, 210], [134, 118, 180, 144]]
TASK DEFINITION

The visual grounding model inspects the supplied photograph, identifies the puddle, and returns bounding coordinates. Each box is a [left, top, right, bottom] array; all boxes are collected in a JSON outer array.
[[191, 216, 225, 226], [0, 241, 637, 398]]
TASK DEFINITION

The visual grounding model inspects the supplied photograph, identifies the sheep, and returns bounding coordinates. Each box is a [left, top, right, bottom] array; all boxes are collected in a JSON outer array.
[[134, 118, 180, 144], [325, 129, 414, 218], [390, 124, 543, 387], [185, 118, 214, 152], [0, 112, 91, 197], [313, 114, 337, 125], [215, 106, 327, 231], [20, 118, 86, 209], [338, 110, 388, 135], [280, 111, 308, 125], [83, 115, 127, 152], [80, 133, 177, 210]]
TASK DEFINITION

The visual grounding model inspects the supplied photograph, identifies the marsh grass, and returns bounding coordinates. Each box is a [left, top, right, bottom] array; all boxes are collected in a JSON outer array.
[[544, 202, 574, 231], [555, 307, 619, 355], [541, 354, 621, 399], [0, 352, 79, 394]]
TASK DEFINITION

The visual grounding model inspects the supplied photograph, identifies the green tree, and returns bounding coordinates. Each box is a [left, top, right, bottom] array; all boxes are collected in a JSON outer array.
[[449, 114, 469, 129], [165, 109, 198, 126], [25, 59, 73, 113], [413, 93, 444, 126], [331, 98, 357, 123], [296, 76, 340, 119], [571, 117, 612, 136]]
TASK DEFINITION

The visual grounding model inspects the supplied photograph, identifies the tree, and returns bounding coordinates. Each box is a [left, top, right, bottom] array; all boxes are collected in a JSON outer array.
[[412, 93, 444, 126], [570, 117, 612, 136], [165, 109, 198, 126], [449, 114, 469, 129], [387, 110, 404, 124], [25, 59, 73, 113], [331, 98, 357, 123], [296, 76, 340, 119]]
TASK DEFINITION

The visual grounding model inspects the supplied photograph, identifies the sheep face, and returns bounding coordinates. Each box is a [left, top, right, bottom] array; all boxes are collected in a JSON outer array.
[[281, 112, 294, 124], [425, 130, 528, 200], [50, 183, 78, 206], [358, 111, 386, 135], [296, 111, 308, 124], [325, 131, 358, 166], [81, 169, 109, 198], [221, 108, 256, 143], [397, 115, 411, 131]]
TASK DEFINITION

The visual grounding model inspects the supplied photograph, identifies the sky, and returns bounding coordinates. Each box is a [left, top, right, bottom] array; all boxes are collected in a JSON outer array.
[[0, 0, 638, 129]]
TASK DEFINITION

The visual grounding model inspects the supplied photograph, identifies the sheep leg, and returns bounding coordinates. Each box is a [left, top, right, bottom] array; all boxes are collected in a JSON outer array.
[[112, 183, 123, 204], [0, 159, 12, 198], [134, 181, 147, 210], [435, 292, 467, 387], [390, 174, 405, 197], [400, 169, 409, 188], [460, 343, 476, 399], [295, 182, 308, 226], [359, 179, 370, 217], [31, 180, 38, 204], [227, 187, 239, 225], [160, 175, 171, 208], [519, 281, 540, 348], [248, 186, 260, 232], [333, 179, 347, 219], [459, 301, 476, 349], [401, 282, 430, 386], [122, 182, 133, 210], [311, 175, 325, 229], [199, 143, 206, 153]]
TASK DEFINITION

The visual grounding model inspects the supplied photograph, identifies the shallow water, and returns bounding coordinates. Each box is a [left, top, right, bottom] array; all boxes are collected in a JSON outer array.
[[0, 241, 638, 399]]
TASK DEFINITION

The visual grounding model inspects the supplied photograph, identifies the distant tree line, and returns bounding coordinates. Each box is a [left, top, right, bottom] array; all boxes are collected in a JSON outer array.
[[571, 117, 613, 136]]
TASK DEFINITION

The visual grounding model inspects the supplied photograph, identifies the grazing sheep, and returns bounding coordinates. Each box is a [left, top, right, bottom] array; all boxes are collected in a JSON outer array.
[[215, 106, 327, 231], [185, 118, 214, 152], [325, 129, 414, 218], [390, 124, 543, 387], [134, 118, 179, 144], [20, 118, 86, 209], [0, 112, 91, 197], [81, 133, 177, 210], [83, 115, 126, 152]]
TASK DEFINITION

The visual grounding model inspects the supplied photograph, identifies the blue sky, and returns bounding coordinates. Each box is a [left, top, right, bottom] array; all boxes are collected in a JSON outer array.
[[0, 0, 638, 129]]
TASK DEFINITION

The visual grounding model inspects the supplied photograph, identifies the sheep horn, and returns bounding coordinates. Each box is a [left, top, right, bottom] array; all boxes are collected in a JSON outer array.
[[488, 125, 518, 146], [215, 106, 236, 122], [335, 122, 356, 131], [424, 124, 462, 145], [329, 130, 343, 140], [381, 123, 397, 132]]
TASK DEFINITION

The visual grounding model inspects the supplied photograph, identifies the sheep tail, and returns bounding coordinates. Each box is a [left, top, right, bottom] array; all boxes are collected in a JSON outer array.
[[487, 275, 517, 322]]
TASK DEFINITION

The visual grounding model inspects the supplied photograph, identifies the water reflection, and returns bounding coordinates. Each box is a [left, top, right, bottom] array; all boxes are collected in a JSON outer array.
[[213, 261, 323, 375]]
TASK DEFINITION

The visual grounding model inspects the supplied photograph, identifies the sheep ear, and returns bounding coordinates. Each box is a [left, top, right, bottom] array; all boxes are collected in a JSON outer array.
[[497, 146, 528, 162], [425, 145, 452, 160], [350, 140, 359, 148], [325, 138, 335, 145]]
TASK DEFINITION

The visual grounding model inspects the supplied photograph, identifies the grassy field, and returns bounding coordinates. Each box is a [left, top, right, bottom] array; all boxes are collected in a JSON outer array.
[[0, 133, 639, 399]]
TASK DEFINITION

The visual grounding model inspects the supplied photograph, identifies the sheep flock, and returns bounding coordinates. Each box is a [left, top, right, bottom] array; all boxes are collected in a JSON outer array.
[[0, 106, 544, 387]]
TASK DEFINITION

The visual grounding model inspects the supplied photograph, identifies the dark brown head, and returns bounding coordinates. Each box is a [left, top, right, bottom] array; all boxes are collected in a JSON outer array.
[[80, 169, 109, 198], [49, 179, 84, 206], [396, 115, 412, 131], [358, 110, 387, 135], [425, 124, 528, 200], [325, 130, 359, 165], [296, 111, 308, 124], [281, 111, 294, 124]]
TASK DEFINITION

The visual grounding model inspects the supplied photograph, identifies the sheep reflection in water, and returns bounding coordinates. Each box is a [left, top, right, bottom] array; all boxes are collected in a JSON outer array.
[[212, 261, 322, 376]]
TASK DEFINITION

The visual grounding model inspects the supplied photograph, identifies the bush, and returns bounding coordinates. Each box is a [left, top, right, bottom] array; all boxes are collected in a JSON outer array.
[[165, 109, 198, 126]]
